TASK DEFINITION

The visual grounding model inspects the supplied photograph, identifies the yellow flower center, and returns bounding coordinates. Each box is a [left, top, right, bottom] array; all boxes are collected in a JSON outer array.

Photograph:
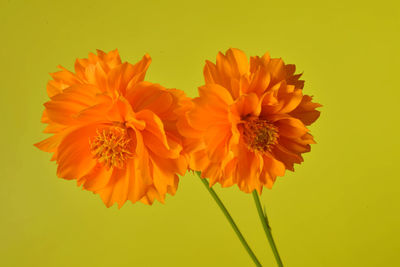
[[242, 117, 279, 153], [90, 127, 133, 169]]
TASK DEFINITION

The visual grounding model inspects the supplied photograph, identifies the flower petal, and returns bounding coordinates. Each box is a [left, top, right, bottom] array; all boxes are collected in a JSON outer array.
[[277, 88, 303, 114], [96, 166, 129, 208], [272, 144, 303, 171], [262, 153, 285, 183], [107, 54, 151, 95], [135, 109, 182, 159], [231, 93, 260, 117], [204, 124, 232, 162], [56, 124, 99, 180], [44, 84, 101, 125], [235, 142, 263, 193], [225, 48, 250, 77], [289, 95, 322, 125], [81, 163, 113, 191]]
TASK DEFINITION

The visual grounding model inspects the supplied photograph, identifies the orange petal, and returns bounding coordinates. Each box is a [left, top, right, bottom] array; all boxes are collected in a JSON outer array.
[[289, 95, 322, 125], [132, 129, 152, 185], [198, 84, 234, 106], [204, 124, 231, 162], [188, 96, 230, 131], [204, 60, 221, 85], [49, 66, 82, 96], [96, 166, 129, 208], [56, 124, 98, 180], [166, 175, 179, 196], [189, 149, 209, 171], [275, 117, 308, 138], [202, 163, 223, 187], [223, 157, 238, 182], [216, 52, 234, 89], [125, 82, 171, 112], [262, 153, 285, 182], [272, 143, 303, 171], [247, 69, 271, 96], [285, 64, 304, 89], [263, 115, 309, 139], [231, 93, 260, 117], [176, 110, 204, 139], [150, 155, 180, 198], [46, 80, 63, 98], [125, 54, 152, 87], [74, 49, 123, 81], [128, 84, 174, 118], [44, 84, 101, 125], [34, 132, 65, 153], [139, 186, 163, 205], [267, 58, 286, 84], [259, 82, 285, 116], [278, 135, 312, 154], [82, 163, 114, 191], [104, 96, 136, 123], [126, 158, 150, 204], [135, 110, 179, 158], [235, 142, 263, 193], [43, 123, 68, 134], [225, 48, 249, 77], [107, 54, 151, 95], [76, 94, 114, 123], [92, 62, 108, 92], [96, 49, 122, 71], [277, 88, 303, 114], [250, 52, 270, 73]]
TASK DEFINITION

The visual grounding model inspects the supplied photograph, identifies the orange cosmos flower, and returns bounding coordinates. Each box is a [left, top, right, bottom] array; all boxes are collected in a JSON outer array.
[[179, 48, 321, 193], [35, 49, 188, 207]]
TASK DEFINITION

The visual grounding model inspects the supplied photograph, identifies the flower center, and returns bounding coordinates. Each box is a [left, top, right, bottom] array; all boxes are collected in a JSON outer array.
[[242, 117, 279, 153], [90, 126, 132, 169]]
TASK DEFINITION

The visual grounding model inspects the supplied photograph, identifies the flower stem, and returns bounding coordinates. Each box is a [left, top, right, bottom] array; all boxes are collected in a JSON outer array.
[[195, 171, 262, 267], [252, 190, 283, 267]]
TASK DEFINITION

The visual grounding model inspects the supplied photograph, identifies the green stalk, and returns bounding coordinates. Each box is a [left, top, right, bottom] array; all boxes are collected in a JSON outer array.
[[195, 171, 262, 267], [252, 190, 283, 267]]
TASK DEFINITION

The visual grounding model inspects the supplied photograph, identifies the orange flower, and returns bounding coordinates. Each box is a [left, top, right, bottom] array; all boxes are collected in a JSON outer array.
[[35, 49, 188, 207], [179, 48, 321, 193]]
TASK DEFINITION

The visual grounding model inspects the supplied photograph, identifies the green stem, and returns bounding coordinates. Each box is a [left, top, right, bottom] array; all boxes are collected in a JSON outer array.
[[252, 190, 283, 267], [195, 171, 262, 267]]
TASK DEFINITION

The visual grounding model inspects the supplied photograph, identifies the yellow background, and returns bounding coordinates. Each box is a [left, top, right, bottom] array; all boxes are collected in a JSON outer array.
[[1, 0, 399, 266]]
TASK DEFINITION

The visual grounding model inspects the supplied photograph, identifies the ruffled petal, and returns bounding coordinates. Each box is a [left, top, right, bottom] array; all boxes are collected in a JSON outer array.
[[275, 117, 309, 138], [107, 54, 151, 95], [276, 88, 303, 114], [135, 109, 182, 159], [235, 142, 263, 193], [44, 84, 101, 125], [262, 153, 285, 187], [204, 124, 232, 162], [231, 93, 261, 117], [81, 163, 114, 191], [34, 132, 65, 153], [96, 166, 130, 208], [56, 124, 99, 180], [289, 95, 322, 125], [225, 48, 250, 78], [149, 152, 185, 201], [188, 96, 230, 132]]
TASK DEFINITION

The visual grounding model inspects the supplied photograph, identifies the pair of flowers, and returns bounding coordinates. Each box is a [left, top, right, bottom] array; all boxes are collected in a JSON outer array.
[[35, 48, 320, 209]]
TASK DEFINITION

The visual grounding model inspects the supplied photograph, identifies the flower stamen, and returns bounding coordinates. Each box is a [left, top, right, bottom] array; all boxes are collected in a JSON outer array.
[[242, 117, 279, 153], [90, 127, 132, 169]]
